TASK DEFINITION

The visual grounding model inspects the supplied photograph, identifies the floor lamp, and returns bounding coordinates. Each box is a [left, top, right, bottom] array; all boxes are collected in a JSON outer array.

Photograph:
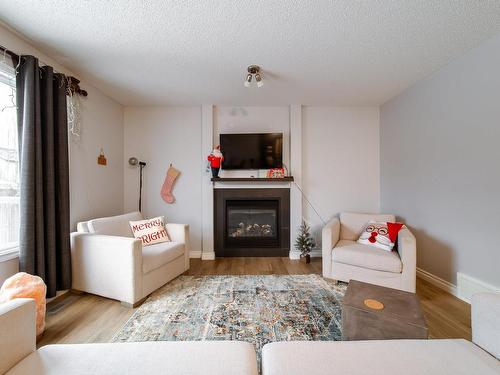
[[128, 157, 147, 212]]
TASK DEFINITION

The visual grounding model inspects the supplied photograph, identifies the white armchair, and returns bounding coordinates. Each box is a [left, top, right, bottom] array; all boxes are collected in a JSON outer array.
[[322, 212, 416, 293], [71, 212, 190, 307]]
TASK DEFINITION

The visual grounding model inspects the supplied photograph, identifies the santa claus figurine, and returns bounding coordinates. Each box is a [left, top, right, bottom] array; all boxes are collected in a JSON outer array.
[[207, 145, 224, 178]]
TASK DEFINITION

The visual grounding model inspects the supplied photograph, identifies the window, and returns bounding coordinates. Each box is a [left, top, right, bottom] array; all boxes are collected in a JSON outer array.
[[0, 60, 18, 256]]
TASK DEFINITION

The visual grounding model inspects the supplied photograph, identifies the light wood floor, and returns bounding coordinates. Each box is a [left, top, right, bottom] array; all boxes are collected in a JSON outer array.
[[39, 258, 471, 347]]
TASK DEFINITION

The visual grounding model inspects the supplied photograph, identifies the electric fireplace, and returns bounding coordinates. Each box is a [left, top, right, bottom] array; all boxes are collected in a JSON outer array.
[[214, 188, 290, 257]]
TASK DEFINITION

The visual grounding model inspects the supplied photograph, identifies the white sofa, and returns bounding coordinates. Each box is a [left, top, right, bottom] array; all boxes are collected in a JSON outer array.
[[0, 299, 258, 375], [322, 212, 416, 292], [71, 212, 190, 307], [262, 292, 500, 375], [2, 294, 499, 374]]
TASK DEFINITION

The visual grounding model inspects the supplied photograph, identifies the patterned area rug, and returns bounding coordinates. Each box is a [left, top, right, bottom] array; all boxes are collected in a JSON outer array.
[[112, 274, 346, 364]]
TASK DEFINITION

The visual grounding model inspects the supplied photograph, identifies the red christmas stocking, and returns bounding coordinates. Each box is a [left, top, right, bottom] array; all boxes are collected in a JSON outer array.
[[160, 165, 180, 204]]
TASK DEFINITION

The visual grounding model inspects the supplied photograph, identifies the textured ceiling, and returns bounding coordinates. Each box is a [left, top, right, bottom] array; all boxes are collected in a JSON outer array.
[[1, 1, 500, 106]]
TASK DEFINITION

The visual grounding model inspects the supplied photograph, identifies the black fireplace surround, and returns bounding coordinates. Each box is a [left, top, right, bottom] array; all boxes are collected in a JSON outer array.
[[214, 188, 290, 257]]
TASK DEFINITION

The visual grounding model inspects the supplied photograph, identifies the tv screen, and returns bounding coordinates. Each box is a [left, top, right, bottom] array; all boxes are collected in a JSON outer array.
[[220, 133, 283, 170]]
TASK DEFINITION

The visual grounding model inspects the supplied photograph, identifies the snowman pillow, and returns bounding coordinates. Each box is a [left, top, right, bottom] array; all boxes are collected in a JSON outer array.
[[357, 221, 405, 251]]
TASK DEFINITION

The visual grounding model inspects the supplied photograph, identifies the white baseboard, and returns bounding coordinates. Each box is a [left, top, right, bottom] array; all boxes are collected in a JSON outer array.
[[417, 268, 500, 304], [416, 267, 458, 298], [289, 249, 322, 260], [189, 250, 202, 258], [201, 251, 216, 260], [457, 272, 500, 304]]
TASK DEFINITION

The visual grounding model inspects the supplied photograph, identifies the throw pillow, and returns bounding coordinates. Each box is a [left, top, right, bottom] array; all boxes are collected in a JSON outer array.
[[129, 216, 170, 246], [357, 221, 405, 251]]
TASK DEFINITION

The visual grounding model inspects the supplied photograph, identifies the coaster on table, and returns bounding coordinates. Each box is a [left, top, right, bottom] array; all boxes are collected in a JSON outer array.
[[364, 298, 384, 310]]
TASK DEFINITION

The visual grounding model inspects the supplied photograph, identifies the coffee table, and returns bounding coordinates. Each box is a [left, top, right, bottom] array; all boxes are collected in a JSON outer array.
[[342, 280, 428, 340]]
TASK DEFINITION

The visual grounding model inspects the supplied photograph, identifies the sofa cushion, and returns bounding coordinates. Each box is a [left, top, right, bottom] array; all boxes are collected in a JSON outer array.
[[87, 212, 143, 237], [472, 292, 500, 360], [340, 212, 395, 241], [6, 341, 258, 375], [142, 241, 184, 273], [332, 240, 402, 273], [261, 340, 500, 375]]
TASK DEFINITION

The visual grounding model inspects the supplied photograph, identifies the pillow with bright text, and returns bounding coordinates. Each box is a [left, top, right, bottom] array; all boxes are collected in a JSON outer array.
[[129, 216, 170, 246], [357, 221, 405, 251]]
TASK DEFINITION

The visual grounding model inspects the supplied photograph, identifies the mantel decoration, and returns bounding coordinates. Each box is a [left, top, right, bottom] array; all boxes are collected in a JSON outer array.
[[207, 145, 224, 178], [295, 220, 315, 263], [266, 168, 285, 178]]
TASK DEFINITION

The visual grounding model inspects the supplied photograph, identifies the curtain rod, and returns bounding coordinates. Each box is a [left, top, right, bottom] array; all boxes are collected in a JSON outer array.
[[0, 44, 88, 97]]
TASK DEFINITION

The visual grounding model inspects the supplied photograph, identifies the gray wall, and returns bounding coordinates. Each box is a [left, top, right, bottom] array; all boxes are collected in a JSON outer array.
[[380, 32, 500, 287]]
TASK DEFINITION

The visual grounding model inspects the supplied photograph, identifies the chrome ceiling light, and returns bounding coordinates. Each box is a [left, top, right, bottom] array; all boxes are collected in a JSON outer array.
[[244, 65, 263, 88]]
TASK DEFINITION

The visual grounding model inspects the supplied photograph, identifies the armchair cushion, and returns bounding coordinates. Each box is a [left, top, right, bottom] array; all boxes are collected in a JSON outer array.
[[87, 212, 143, 237], [130, 216, 170, 246], [357, 221, 405, 252], [340, 213, 395, 241], [142, 242, 185, 274], [333, 240, 402, 274]]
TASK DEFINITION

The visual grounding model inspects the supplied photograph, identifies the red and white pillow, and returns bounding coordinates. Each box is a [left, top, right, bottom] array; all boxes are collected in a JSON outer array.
[[129, 216, 170, 246], [357, 221, 405, 251]]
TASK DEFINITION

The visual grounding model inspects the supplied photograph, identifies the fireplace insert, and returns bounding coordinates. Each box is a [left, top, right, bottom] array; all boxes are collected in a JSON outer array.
[[214, 188, 290, 257]]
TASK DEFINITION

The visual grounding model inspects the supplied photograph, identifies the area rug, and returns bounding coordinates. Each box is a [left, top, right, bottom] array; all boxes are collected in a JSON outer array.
[[112, 274, 346, 364]]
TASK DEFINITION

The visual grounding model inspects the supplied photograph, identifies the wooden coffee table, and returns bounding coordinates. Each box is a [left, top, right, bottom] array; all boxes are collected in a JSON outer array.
[[342, 280, 428, 340]]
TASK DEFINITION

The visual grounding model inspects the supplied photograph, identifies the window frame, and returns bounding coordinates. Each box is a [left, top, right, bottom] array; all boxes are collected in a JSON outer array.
[[0, 59, 19, 261]]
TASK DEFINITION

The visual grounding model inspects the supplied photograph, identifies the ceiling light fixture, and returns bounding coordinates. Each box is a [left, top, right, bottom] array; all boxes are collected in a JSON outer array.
[[255, 73, 263, 88], [244, 73, 252, 87], [244, 65, 263, 88]]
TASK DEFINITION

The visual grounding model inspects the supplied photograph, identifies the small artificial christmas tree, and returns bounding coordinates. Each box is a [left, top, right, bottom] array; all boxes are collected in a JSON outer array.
[[295, 220, 315, 263]]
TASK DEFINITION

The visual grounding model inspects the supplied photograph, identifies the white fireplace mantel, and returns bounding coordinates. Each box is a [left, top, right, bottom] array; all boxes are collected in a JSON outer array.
[[200, 105, 304, 260]]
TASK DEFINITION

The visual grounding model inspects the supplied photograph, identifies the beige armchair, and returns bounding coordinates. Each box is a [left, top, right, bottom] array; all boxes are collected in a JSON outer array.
[[71, 212, 190, 307], [322, 212, 416, 293]]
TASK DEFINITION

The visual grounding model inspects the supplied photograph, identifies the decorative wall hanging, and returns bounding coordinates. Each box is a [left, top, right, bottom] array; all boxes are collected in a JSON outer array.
[[97, 149, 107, 166], [66, 77, 87, 142], [67, 93, 82, 142], [161, 164, 180, 204]]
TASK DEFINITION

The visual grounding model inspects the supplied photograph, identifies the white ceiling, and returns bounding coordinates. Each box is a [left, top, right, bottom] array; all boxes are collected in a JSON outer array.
[[1, 1, 500, 106]]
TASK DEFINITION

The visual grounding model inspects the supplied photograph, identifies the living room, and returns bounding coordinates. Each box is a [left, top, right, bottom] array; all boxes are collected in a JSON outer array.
[[0, 1, 499, 374]]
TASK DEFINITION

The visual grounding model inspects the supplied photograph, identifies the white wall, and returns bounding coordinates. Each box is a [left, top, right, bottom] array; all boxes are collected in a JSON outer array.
[[380, 32, 500, 287], [125, 105, 381, 257], [0, 23, 124, 282], [302, 107, 380, 245], [69, 86, 124, 229], [0, 257, 18, 285], [123, 107, 202, 253]]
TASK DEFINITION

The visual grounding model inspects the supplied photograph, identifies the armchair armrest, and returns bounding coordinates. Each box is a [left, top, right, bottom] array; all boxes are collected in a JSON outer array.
[[472, 292, 500, 359], [0, 298, 36, 374], [397, 228, 417, 292], [70, 233, 143, 304], [322, 218, 340, 278], [165, 223, 190, 270]]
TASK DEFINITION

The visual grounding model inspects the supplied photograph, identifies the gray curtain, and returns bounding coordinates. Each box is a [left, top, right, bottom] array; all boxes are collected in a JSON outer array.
[[16, 55, 71, 297]]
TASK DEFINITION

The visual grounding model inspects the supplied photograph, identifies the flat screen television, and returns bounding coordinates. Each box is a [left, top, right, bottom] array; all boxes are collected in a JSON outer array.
[[220, 133, 283, 170]]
